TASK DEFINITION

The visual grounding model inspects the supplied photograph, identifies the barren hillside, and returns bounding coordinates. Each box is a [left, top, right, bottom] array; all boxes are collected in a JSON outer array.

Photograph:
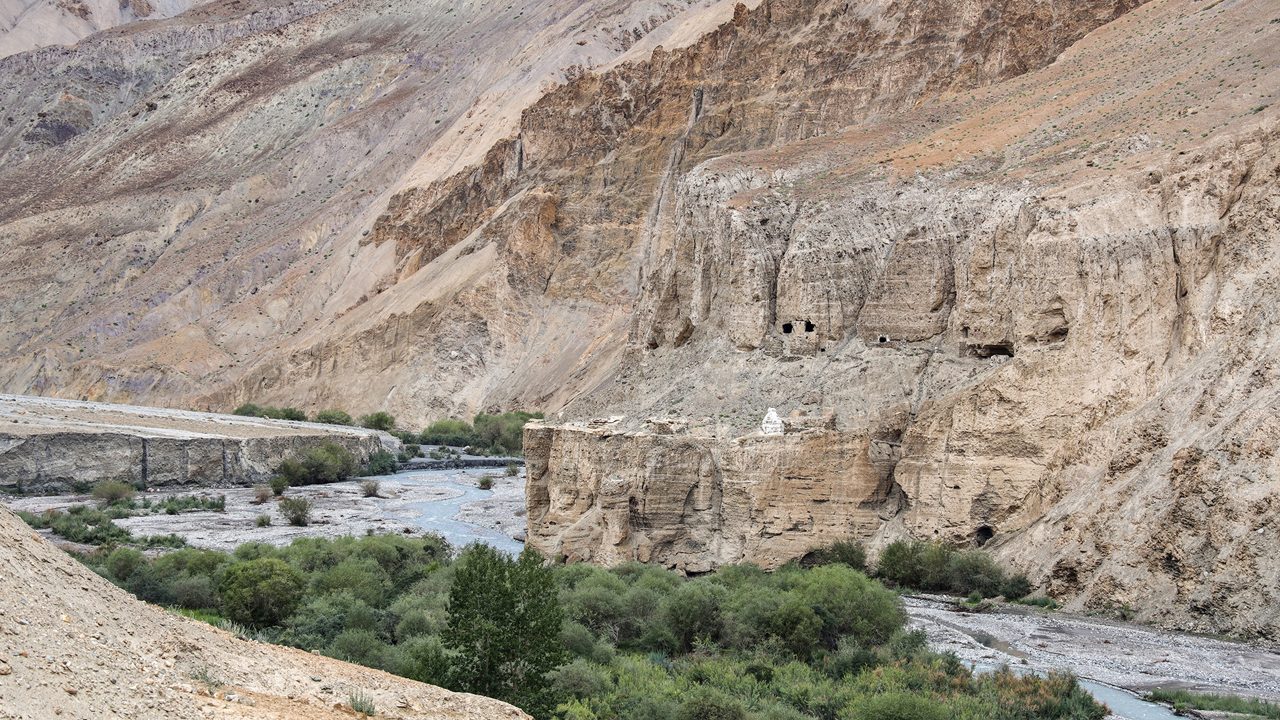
[[0, 505, 526, 719]]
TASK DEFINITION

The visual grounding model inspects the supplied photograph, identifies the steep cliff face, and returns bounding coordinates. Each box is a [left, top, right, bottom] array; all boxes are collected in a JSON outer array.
[[520, 0, 1279, 641]]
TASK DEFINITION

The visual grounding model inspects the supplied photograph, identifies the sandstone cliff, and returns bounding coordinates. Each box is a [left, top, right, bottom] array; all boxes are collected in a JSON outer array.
[[0, 503, 527, 719]]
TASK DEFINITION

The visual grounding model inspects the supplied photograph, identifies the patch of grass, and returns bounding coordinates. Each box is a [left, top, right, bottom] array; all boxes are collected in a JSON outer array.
[[155, 494, 225, 515], [1146, 689, 1280, 719], [1014, 596, 1059, 610], [140, 533, 188, 549], [349, 689, 377, 716], [477, 476, 494, 490], [256, 514, 272, 528]]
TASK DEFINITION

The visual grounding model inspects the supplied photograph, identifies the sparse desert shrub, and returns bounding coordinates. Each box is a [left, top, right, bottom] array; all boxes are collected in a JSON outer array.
[[232, 403, 266, 417], [313, 409, 354, 426], [256, 514, 272, 528], [477, 476, 494, 490], [279, 497, 313, 526], [252, 485, 272, 504], [419, 418, 475, 447], [364, 450, 397, 476], [270, 476, 289, 496], [505, 462, 519, 477], [360, 479, 381, 498], [348, 689, 377, 716], [359, 411, 396, 432], [92, 480, 136, 506]]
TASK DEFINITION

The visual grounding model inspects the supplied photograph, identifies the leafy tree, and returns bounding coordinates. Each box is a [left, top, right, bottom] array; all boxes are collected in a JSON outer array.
[[444, 545, 566, 716], [219, 558, 305, 627], [420, 418, 476, 446], [364, 450, 397, 476]]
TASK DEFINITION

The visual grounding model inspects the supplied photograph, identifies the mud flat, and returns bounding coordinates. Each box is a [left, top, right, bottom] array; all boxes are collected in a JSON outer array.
[[5, 467, 526, 554], [906, 595, 1280, 711]]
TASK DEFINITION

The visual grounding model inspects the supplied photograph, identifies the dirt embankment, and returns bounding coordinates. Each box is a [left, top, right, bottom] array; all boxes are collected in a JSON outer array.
[[0, 504, 526, 720]]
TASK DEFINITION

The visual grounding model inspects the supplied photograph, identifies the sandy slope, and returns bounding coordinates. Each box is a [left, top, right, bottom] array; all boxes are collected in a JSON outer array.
[[0, 506, 527, 720]]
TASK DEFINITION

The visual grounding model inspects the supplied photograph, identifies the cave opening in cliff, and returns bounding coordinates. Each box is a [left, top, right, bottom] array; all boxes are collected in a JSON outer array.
[[974, 525, 994, 547], [804, 320, 815, 332], [782, 323, 793, 334], [878, 335, 888, 344], [967, 342, 1014, 358]]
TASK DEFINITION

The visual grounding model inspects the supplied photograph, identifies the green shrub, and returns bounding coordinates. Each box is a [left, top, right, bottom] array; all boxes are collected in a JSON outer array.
[[505, 462, 519, 477], [359, 412, 396, 432], [48, 506, 132, 545], [946, 551, 1006, 598], [270, 476, 289, 496], [219, 558, 305, 627], [477, 476, 494, 490], [364, 450, 397, 476], [1145, 689, 1280, 719], [233, 403, 266, 417], [279, 497, 313, 526], [662, 580, 727, 651], [360, 479, 381, 498], [839, 691, 948, 720], [276, 442, 357, 486], [269, 407, 307, 421], [1001, 573, 1032, 600], [419, 418, 476, 447], [106, 547, 145, 581], [313, 409, 354, 426], [676, 686, 748, 720], [92, 481, 136, 506], [256, 514, 272, 528], [803, 540, 867, 571], [253, 485, 272, 504]]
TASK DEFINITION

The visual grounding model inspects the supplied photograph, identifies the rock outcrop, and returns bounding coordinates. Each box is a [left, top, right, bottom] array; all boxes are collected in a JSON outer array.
[[0, 394, 394, 494], [0, 503, 528, 719]]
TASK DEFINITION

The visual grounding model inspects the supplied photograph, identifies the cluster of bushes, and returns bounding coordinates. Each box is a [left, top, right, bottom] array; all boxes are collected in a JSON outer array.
[[231, 403, 394, 432], [419, 411, 543, 456], [18, 506, 186, 549], [88, 534, 1102, 720], [275, 442, 359, 486], [232, 403, 544, 457], [233, 404, 308, 421], [874, 539, 1031, 600]]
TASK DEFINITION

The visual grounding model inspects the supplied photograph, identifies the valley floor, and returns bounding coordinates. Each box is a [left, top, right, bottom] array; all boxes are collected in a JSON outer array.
[[907, 595, 1280, 717]]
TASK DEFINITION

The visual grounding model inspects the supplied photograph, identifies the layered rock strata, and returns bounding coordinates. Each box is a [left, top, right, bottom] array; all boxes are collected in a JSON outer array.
[[0, 394, 394, 493]]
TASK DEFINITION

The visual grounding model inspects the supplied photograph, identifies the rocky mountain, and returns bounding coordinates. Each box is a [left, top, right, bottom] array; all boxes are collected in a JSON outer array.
[[0, 0, 210, 59], [1, 0, 1278, 641]]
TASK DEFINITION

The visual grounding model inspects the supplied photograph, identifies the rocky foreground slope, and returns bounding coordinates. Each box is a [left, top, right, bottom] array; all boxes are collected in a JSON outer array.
[[1, 0, 1278, 641], [0, 505, 526, 719]]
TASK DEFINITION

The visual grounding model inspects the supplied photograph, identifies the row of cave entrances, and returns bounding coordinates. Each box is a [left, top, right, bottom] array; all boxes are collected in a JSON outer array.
[[780, 320, 816, 334]]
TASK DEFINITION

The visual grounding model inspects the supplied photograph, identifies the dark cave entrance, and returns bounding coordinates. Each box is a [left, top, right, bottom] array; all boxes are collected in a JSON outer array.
[[974, 525, 995, 547], [782, 323, 793, 334], [804, 320, 815, 332]]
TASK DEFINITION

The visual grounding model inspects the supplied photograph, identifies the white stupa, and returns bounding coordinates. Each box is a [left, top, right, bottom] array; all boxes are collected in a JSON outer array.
[[761, 408, 783, 435]]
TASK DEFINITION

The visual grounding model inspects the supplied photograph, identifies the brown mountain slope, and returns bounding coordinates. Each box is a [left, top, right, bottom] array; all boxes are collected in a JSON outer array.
[[0, 506, 525, 719]]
